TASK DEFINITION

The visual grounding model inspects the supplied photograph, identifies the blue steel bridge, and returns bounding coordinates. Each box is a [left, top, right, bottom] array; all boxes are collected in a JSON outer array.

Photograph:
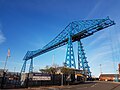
[[21, 17, 115, 77]]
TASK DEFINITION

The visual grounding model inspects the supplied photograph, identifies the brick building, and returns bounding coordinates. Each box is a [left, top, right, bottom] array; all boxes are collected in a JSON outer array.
[[99, 74, 120, 81], [99, 64, 120, 81]]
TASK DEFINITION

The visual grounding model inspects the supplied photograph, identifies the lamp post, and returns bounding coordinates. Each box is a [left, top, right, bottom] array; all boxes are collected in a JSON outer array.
[[1, 49, 10, 89], [4, 56, 9, 72], [115, 70, 119, 82], [100, 64, 102, 74], [61, 73, 63, 86], [4, 49, 10, 72]]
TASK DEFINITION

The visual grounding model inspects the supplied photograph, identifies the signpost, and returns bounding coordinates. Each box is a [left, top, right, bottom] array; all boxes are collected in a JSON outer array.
[[32, 73, 51, 81]]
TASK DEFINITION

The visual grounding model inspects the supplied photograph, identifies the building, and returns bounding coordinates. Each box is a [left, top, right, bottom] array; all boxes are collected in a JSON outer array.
[[99, 64, 120, 81], [119, 64, 120, 74], [99, 74, 120, 81]]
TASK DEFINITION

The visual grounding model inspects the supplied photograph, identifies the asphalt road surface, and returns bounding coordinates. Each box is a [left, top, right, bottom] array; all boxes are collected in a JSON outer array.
[[28, 81, 120, 90], [58, 81, 120, 90]]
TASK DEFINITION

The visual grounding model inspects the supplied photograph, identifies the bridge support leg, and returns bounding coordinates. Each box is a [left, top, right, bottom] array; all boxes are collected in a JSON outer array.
[[29, 58, 33, 73], [65, 34, 76, 68], [78, 40, 91, 77], [21, 60, 27, 73]]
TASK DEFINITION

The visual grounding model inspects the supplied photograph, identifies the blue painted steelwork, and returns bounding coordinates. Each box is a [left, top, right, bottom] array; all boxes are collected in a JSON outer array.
[[78, 40, 91, 77], [21, 17, 115, 73], [23, 17, 115, 61], [78, 40, 82, 70], [29, 58, 33, 73], [21, 60, 27, 73], [65, 33, 76, 68]]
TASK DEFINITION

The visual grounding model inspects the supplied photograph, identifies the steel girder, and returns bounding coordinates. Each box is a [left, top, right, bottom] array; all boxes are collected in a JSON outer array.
[[23, 17, 115, 61]]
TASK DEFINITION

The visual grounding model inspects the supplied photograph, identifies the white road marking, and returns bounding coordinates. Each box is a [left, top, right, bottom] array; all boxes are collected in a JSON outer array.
[[91, 83, 97, 87]]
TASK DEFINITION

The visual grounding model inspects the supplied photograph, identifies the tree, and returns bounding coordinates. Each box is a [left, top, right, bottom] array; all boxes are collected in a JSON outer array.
[[39, 65, 58, 74], [61, 67, 74, 74]]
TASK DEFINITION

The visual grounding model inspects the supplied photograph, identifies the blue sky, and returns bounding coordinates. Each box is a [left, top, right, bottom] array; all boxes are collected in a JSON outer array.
[[0, 0, 120, 77]]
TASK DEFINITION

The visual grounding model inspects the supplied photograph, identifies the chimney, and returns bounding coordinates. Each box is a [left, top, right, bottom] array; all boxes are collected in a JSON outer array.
[[118, 64, 120, 74]]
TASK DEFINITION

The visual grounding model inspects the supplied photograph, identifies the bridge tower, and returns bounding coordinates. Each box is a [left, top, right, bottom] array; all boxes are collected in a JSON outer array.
[[29, 58, 33, 73], [65, 32, 76, 68], [21, 58, 33, 73], [21, 60, 27, 73], [78, 40, 91, 77]]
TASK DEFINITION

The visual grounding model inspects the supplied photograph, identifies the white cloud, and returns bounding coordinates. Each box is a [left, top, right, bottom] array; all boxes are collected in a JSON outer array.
[[0, 30, 6, 44], [88, 32, 106, 47], [86, 0, 103, 19], [88, 29, 120, 76], [88, 44, 111, 64]]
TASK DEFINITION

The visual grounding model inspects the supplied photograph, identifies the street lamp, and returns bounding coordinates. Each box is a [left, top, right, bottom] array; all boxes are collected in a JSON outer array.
[[114, 70, 119, 82], [61, 73, 63, 86], [100, 64, 102, 74]]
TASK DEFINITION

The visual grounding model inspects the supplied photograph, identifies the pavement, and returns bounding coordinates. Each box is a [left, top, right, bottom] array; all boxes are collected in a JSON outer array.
[[3, 81, 120, 90]]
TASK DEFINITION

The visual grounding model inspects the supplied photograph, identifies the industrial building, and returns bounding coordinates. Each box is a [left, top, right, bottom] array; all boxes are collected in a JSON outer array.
[[99, 74, 120, 81], [99, 64, 120, 81]]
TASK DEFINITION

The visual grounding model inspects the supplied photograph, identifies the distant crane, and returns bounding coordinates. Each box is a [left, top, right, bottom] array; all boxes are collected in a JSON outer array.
[[21, 17, 115, 77]]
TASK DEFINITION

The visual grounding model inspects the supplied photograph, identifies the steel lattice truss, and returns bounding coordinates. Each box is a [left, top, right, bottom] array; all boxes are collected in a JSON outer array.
[[23, 17, 115, 60]]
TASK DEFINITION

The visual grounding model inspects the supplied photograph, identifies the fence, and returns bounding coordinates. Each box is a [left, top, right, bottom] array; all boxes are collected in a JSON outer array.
[[0, 72, 21, 89], [0, 72, 84, 89]]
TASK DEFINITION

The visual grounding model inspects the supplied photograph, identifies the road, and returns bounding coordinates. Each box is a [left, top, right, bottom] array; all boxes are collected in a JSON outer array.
[[58, 81, 120, 90], [28, 81, 120, 90]]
